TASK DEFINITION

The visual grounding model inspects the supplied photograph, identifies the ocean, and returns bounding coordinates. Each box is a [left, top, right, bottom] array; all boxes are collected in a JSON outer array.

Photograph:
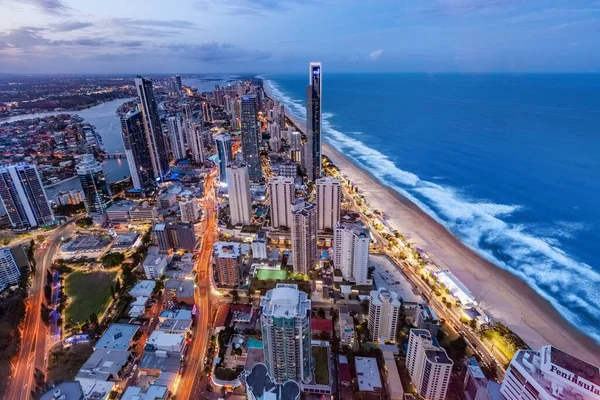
[[264, 73, 600, 343]]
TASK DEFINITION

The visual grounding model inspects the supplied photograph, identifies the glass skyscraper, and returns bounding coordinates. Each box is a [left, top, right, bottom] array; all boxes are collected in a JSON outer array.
[[0, 163, 54, 229], [240, 95, 263, 182], [76, 154, 113, 223], [121, 110, 155, 190], [305, 62, 322, 181], [215, 133, 233, 184], [135, 76, 170, 181]]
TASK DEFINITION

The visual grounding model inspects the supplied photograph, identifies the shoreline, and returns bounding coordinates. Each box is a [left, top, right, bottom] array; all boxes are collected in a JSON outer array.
[[278, 100, 600, 365]]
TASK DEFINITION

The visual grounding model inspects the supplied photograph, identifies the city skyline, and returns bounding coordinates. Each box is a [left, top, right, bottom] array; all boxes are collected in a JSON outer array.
[[1, 0, 600, 74]]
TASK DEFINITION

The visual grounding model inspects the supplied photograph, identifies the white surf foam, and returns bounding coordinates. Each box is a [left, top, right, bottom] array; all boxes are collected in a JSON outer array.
[[264, 78, 600, 342]]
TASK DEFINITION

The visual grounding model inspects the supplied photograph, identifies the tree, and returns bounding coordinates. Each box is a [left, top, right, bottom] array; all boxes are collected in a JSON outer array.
[[469, 318, 478, 331], [110, 285, 115, 299], [317, 308, 326, 319], [102, 252, 125, 268], [231, 289, 239, 304], [36, 234, 46, 243], [75, 217, 93, 228], [115, 279, 121, 293]]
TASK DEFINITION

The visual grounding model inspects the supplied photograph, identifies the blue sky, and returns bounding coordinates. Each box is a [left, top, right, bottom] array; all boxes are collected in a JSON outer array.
[[0, 0, 599, 73]]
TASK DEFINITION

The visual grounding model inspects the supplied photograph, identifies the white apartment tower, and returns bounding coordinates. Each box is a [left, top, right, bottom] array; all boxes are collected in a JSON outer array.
[[291, 201, 317, 275], [166, 116, 186, 161], [227, 162, 253, 226], [268, 176, 295, 229], [368, 288, 401, 343], [179, 196, 200, 223], [333, 222, 370, 284], [260, 284, 312, 384], [315, 177, 341, 231], [406, 329, 453, 400]]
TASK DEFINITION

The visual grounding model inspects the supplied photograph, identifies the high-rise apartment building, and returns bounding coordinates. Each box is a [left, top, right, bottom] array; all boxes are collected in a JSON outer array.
[[240, 95, 263, 182], [368, 288, 401, 343], [213, 242, 242, 287], [215, 133, 233, 184], [406, 329, 453, 400], [304, 62, 322, 181], [315, 177, 341, 231], [333, 222, 370, 284], [0, 163, 54, 229], [76, 154, 113, 224], [260, 283, 312, 383], [0, 248, 21, 291], [188, 123, 205, 165], [226, 161, 252, 226], [500, 345, 600, 400], [153, 221, 197, 252], [135, 76, 169, 181], [121, 110, 155, 190], [268, 176, 295, 229], [291, 201, 317, 275], [179, 195, 200, 223], [166, 116, 186, 161]]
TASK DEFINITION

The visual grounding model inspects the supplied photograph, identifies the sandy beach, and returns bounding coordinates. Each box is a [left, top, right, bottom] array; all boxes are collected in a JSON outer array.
[[283, 110, 600, 366]]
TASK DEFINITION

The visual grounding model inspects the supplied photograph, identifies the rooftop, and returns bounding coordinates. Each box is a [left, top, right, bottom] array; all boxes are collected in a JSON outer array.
[[545, 345, 600, 386], [76, 349, 130, 381], [260, 283, 310, 319], [143, 253, 168, 267], [106, 200, 137, 213], [370, 287, 401, 307], [40, 381, 84, 400], [213, 241, 241, 258], [128, 280, 156, 298], [355, 357, 383, 392], [121, 385, 168, 400], [158, 318, 192, 332], [94, 323, 139, 351], [146, 331, 185, 352], [139, 351, 181, 374], [164, 279, 194, 299]]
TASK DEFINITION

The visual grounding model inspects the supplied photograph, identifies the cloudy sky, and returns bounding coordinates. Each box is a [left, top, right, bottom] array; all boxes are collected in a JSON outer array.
[[0, 0, 599, 74]]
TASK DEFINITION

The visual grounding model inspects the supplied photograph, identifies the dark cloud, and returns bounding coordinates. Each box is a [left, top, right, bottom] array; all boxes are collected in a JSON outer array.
[[0, 0, 69, 14], [161, 42, 271, 62], [50, 21, 94, 32], [0, 27, 48, 49]]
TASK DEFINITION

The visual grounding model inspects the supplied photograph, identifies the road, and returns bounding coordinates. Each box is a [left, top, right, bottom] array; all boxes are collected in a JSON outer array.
[[7, 220, 74, 400], [333, 169, 506, 373], [176, 173, 218, 400]]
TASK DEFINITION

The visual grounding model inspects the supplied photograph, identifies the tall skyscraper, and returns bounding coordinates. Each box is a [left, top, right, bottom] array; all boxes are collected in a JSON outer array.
[[226, 161, 252, 226], [76, 154, 113, 223], [291, 201, 317, 275], [188, 123, 205, 165], [333, 222, 370, 284], [166, 116, 186, 161], [305, 62, 322, 181], [368, 288, 401, 343], [260, 283, 312, 383], [215, 133, 233, 183], [121, 110, 155, 190], [0, 163, 54, 229], [135, 76, 170, 181], [500, 345, 600, 400], [268, 176, 295, 229], [0, 248, 22, 291], [240, 95, 263, 182], [315, 177, 341, 231], [406, 329, 453, 400]]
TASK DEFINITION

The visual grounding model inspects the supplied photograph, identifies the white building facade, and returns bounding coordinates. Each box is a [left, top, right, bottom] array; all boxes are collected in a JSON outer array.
[[333, 222, 370, 284], [227, 162, 253, 226], [368, 288, 401, 343], [406, 329, 453, 400], [268, 176, 295, 229], [315, 177, 341, 231]]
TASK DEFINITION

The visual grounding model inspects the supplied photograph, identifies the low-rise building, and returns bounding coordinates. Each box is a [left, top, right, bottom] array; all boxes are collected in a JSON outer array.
[[143, 254, 168, 279], [76, 348, 131, 383], [338, 306, 356, 348], [164, 279, 195, 305], [94, 323, 139, 351], [355, 356, 383, 392], [158, 318, 193, 334], [415, 304, 441, 338], [121, 385, 169, 400], [40, 382, 84, 400], [146, 331, 186, 354], [128, 280, 156, 298], [383, 351, 404, 400]]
